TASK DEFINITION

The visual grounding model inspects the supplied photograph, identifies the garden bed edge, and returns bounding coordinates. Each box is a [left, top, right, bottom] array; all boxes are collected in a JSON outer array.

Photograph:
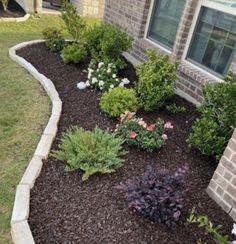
[[0, 13, 30, 22], [9, 40, 62, 244]]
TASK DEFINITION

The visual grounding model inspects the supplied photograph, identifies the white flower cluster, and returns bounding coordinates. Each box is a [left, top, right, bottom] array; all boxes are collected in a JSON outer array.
[[77, 61, 131, 91]]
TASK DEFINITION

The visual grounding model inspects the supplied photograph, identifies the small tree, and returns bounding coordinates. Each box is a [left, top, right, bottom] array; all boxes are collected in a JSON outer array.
[[1, 0, 10, 11], [61, 1, 86, 42]]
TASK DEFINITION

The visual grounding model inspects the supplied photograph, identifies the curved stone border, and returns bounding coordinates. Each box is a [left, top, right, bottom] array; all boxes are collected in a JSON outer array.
[[9, 40, 62, 244], [0, 13, 30, 22]]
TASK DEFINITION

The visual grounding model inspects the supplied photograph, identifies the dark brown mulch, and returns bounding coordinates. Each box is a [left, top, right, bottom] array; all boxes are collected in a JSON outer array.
[[0, 0, 25, 18], [17, 43, 234, 244]]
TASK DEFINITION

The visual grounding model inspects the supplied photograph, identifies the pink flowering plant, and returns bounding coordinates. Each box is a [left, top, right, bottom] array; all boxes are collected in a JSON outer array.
[[116, 111, 173, 151]]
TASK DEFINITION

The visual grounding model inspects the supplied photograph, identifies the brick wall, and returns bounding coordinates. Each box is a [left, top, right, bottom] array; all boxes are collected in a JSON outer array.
[[75, 0, 105, 18], [104, 0, 236, 221], [207, 130, 236, 220]]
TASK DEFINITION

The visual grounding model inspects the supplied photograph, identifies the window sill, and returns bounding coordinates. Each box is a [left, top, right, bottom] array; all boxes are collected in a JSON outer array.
[[179, 60, 222, 86], [135, 38, 172, 56]]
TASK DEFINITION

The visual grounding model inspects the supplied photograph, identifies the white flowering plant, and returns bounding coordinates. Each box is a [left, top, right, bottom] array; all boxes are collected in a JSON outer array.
[[85, 60, 126, 92]]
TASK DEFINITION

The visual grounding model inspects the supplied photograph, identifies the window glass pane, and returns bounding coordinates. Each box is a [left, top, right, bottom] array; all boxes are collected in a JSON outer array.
[[188, 34, 208, 63], [187, 7, 236, 76], [196, 21, 212, 37], [215, 46, 234, 74], [147, 0, 186, 49]]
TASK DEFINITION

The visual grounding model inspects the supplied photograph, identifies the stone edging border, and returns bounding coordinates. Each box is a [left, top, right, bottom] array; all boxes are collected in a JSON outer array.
[[9, 40, 62, 244], [0, 13, 30, 22]]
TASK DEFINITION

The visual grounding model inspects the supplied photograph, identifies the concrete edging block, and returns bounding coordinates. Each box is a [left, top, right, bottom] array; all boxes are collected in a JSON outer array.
[[0, 13, 30, 23], [11, 221, 35, 244], [11, 185, 30, 224], [20, 156, 43, 188], [9, 40, 62, 243], [43, 114, 60, 137], [52, 100, 62, 116], [34, 134, 54, 159]]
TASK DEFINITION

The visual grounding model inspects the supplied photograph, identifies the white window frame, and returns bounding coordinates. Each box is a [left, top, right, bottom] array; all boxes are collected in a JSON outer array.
[[182, 0, 236, 80], [144, 0, 173, 55]]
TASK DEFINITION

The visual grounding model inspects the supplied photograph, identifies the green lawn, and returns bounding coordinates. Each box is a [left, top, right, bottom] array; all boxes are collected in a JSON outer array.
[[0, 14, 99, 243]]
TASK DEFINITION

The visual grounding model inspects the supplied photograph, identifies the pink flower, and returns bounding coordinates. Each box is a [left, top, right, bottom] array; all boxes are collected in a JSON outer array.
[[147, 124, 156, 132], [129, 131, 137, 138], [162, 134, 168, 140], [120, 111, 135, 122], [138, 120, 147, 128], [164, 122, 174, 129]]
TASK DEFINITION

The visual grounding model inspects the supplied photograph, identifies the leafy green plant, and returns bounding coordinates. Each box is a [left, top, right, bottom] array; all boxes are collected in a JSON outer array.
[[165, 103, 186, 113], [224, 70, 236, 83], [135, 49, 178, 111], [187, 118, 225, 158], [85, 23, 133, 69], [0, 0, 9, 11], [85, 60, 123, 91], [188, 80, 236, 159], [61, 1, 86, 42], [116, 165, 187, 228], [42, 27, 65, 52], [52, 126, 126, 181], [116, 112, 173, 151], [61, 43, 87, 64], [100, 87, 139, 117], [187, 209, 229, 244]]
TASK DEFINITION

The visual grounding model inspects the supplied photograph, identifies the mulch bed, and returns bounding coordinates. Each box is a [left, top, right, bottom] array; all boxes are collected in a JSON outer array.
[[17, 43, 234, 244], [0, 0, 25, 18]]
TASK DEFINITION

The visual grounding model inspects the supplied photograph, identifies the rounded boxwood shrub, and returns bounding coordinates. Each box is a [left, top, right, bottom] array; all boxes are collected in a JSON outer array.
[[52, 126, 126, 181], [61, 43, 87, 64], [42, 27, 65, 52], [100, 87, 139, 117]]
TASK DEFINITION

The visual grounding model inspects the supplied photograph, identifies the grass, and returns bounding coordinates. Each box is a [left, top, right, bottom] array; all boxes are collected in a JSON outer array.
[[0, 14, 99, 243]]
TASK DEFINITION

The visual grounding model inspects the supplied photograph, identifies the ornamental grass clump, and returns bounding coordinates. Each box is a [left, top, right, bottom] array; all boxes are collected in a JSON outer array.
[[100, 87, 139, 117], [52, 127, 126, 181], [135, 49, 178, 111], [188, 74, 236, 159], [116, 111, 173, 151], [116, 165, 188, 228]]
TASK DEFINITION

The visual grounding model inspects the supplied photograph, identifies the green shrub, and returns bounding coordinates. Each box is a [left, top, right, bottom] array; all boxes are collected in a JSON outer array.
[[52, 127, 126, 181], [224, 70, 236, 83], [61, 1, 86, 42], [187, 118, 225, 158], [188, 80, 236, 159], [61, 43, 87, 64], [165, 103, 186, 113], [85, 23, 133, 69], [116, 112, 172, 151], [135, 49, 178, 111], [42, 27, 65, 52], [100, 87, 139, 117], [85, 60, 122, 91], [0, 0, 9, 11]]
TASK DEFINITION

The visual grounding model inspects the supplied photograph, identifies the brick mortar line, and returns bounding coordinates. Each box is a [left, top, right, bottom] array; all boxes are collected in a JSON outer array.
[[9, 40, 62, 244]]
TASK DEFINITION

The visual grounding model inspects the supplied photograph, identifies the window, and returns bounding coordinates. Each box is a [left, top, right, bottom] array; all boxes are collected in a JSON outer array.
[[147, 0, 186, 49], [187, 7, 236, 76]]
